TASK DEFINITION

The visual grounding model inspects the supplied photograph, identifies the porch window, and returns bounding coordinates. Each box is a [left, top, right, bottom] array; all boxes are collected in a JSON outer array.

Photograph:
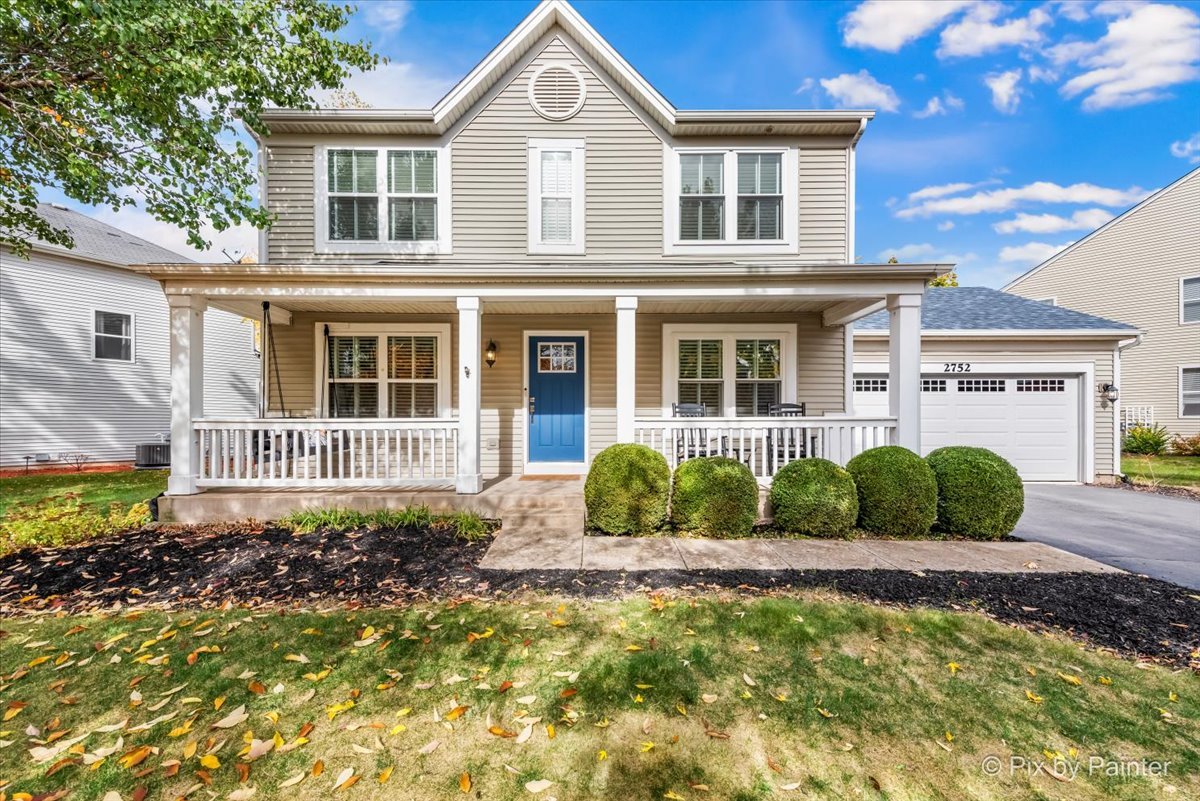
[[679, 154, 724, 241], [94, 310, 133, 362], [528, 138, 585, 254], [736, 154, 782, 240], [320, 145, 449, 253], [665, 324, 797, 417], [322, 325, 448, 418]]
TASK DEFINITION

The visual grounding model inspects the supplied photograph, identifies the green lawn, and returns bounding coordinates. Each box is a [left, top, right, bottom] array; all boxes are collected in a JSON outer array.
[[1, 596, 1195, 801], [1121, 455, 1200, 488], [0, 469, 167, 517]]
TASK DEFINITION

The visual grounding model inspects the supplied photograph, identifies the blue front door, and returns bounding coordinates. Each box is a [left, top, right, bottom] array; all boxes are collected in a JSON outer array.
[[528, 336, 586, 464]]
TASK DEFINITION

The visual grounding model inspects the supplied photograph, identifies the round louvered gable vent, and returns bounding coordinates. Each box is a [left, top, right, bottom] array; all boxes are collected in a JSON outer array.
[[528, 63, 586, 120]]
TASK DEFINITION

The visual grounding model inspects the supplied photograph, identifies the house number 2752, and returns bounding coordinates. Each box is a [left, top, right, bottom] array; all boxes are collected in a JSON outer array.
[[943, 362, 972, 373]]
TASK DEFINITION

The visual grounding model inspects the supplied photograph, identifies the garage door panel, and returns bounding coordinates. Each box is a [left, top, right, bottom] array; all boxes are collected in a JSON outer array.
[[854, 372, 1080, 482]]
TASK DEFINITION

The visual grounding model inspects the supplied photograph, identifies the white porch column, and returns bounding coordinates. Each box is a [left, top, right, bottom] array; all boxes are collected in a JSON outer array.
[[615, 296, 638, 443], [167, 294, 206, 495], [456, 296, 483, 494], [888, 293, 923, 452]]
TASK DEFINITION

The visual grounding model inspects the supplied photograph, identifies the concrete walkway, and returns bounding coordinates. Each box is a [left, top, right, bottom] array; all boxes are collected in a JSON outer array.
[[479, 524, 1120, 574]]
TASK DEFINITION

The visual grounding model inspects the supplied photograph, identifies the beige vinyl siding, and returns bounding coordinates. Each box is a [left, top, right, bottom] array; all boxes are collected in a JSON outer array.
[[854, 337, 1119, 479], [264, 145, 316, 263], [0, 248, 258, 466], [797, 148, 849, 262], [1007, 170, 1200, 436], [452, 36, 664, 259]]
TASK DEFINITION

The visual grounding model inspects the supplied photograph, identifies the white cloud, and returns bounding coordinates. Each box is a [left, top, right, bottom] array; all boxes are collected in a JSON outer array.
[[1170, 131, 1200, 163], [364, 0, 412, 33], [319, 61, 456, 109], [878, 242, 935, 261], [1052, 2, 1200, 110], [907, 180, 997, 202], [1027, 65, 1059, 83], [938, 3, 1052, 57], [897, 180, 1149, 218], [842, 0, 972, 52], [913, 91, 965, 118], [999, 240, 1075, 264], [1051, 1, 1091, 23], [993, 208, 1115, 233], [820, 70, 901, 111], [985, 69, 1024, 113], [795, 77, 816, 94], [937, 220, 956, 231]]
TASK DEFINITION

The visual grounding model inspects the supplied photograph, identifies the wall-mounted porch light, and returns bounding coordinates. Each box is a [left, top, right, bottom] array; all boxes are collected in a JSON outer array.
[[1100, 383, 1119, 402], [485, 339, 498, 368]]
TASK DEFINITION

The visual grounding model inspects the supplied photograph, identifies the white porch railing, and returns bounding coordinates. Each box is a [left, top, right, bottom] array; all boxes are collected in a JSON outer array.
[[193, 419, 458, 488], [634, 416, 897, 480]]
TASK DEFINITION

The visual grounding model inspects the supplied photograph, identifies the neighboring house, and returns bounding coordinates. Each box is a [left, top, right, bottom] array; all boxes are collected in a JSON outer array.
[[0, 204, 260, 468], [133, 0, 1132, 519], [1006, 168, 1200, 440], [853, 288, 1137, 482]]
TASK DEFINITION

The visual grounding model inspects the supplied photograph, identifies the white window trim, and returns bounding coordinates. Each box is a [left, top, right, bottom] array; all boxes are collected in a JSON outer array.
[[527, 137, 585, 255], [661, 322, 797, 417], [92, 309, 135, 364], [663, 146, 798, 256], [1182, 364, 1200, 418], [1180, 275, 1200, 326], [1035, 297, 1058, 306], [312, 322, 452, 418], [314, 143, 452, 256]]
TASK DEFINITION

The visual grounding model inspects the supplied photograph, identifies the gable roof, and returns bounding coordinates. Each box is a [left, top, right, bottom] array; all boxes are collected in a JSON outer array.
[[854, 287, 1138, 335], [257, 0, 873, 139], [5, 204, 193, 267], [1003, 167, 1200, 291]]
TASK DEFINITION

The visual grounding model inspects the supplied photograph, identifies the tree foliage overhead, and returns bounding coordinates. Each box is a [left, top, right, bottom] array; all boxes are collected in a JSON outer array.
[[0, 0, 379, 256]]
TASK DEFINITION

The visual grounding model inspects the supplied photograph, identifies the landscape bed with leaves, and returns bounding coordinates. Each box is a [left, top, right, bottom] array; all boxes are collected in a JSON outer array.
[[1, 594, 1198, 801]]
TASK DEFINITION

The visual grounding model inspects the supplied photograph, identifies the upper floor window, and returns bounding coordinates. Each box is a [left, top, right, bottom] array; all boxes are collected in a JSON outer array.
[[318, 145, 450, 255], [1182, 276, 1200, 324], [528, 138, 585, 254], [667, 148, 797, 254], [1183, 366, 1200, 418], [94, 311, 133, 362]]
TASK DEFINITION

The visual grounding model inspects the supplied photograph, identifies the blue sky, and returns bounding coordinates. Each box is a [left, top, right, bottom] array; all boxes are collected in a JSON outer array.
[[43, 0, 1200, 287]]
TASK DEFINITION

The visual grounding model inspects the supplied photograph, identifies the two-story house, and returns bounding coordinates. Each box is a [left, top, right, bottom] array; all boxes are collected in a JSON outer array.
[[139, 0, 1136, 520], [1006, 168, 1200, 442]]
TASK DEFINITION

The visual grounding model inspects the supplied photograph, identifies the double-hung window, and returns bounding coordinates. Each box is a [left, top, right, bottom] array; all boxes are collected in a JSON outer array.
[[670, 148, 795, 252], [664, 324, 796, 417], [528, 138, 585, 254], [1182, 367, 1200, 418], [320, 324, 450, 418], [1182, 276, 1200, 324], [94, 311, 133, 362], [320, 145, 449, 254]]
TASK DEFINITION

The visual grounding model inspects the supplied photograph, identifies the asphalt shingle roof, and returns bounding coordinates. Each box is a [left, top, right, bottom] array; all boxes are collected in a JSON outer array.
[[11, 204, 193, 266], [855, 287, 1136, 331]]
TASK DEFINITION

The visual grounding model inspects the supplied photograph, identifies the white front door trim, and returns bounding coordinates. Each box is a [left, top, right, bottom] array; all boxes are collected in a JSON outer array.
[[522, 329, 591, 475]]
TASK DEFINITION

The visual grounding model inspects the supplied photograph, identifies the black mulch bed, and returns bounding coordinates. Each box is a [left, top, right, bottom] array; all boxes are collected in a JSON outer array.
[[2, 525, 1198, 669]]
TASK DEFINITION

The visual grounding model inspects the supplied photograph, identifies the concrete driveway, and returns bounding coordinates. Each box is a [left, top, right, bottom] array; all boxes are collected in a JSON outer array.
[[1014, 484, 1200, 589]]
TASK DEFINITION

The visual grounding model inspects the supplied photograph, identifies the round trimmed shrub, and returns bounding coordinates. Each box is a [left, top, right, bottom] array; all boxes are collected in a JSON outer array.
[[584, 444, 671, 535], [845, 446, 937, 538], [671, 457, 759, 538], [768, 458, 858, 537], [926, 446, 1024, 540]]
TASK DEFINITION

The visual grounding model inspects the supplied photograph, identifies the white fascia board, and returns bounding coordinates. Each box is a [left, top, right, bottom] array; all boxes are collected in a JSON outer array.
[[852, 328, 1143, 339]]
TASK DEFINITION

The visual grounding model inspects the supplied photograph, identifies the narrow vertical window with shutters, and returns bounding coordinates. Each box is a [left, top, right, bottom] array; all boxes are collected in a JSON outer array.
[[528, 138, 585, 254]]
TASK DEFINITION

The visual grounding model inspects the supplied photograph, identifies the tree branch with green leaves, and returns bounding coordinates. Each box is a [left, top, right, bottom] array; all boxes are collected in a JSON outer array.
[[0, 0, 380, 257]]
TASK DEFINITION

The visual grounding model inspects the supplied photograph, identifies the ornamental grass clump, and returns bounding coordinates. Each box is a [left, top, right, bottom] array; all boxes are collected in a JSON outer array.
[[845, 446, 937, 538], [768, 458, 858, 537], [584, 444, 671, 535]]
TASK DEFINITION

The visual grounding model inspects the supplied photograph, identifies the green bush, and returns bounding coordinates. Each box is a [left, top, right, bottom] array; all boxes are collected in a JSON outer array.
[[1123, 424, 1170, 456], [0, 496, 150, 554], [768, 458, 858, 537], [671, 457, 759, 538], [584, 444, 671, 535], [926, 446, 1024, 540], [845, 446, 937, 538]]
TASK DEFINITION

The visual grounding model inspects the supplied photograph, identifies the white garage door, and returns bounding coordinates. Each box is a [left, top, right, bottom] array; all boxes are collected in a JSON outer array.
[[853, 374, 1081, 482]]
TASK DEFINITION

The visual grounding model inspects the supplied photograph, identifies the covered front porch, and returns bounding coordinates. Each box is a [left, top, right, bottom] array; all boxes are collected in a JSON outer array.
[[152, 262, 935, 498]]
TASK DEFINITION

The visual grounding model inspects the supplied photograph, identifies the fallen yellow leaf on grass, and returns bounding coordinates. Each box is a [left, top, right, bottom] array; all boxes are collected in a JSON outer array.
[[445, 705, 469, 721], [1097, 676, 1113, 686], [597, 750, 607, 761], [488, 726, 516, 738], [640, 741, 655, 752], [199, 754, 220, 770], [1057, 672, 1082, 687], [664, 792, 686, 800], [947, 662, 961, 675], [815, 707, 836, 719], [459, 772, 472, 793], [379, 766, 394, 783], [278, 772, 306, 789], [284, 653, 310, 664], [1026, 690, 1044, 705], [625, 644, 643, 652]]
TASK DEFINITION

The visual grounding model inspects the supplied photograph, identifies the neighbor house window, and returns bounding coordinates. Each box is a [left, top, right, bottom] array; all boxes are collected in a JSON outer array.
[[665, 324, 796, 417], [321, 324, 449, 418], [670, 149, 794, 250], [320, 146, 448, 253], [528, 138, 585, 254], [94, 311, 133, 362], [1182, 276, 1200, 324], [1183, 367, 1200, 417]]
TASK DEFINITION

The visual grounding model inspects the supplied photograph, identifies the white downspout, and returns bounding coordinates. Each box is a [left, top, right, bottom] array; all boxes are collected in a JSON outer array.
[[1113, 333, 1143, 478]]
